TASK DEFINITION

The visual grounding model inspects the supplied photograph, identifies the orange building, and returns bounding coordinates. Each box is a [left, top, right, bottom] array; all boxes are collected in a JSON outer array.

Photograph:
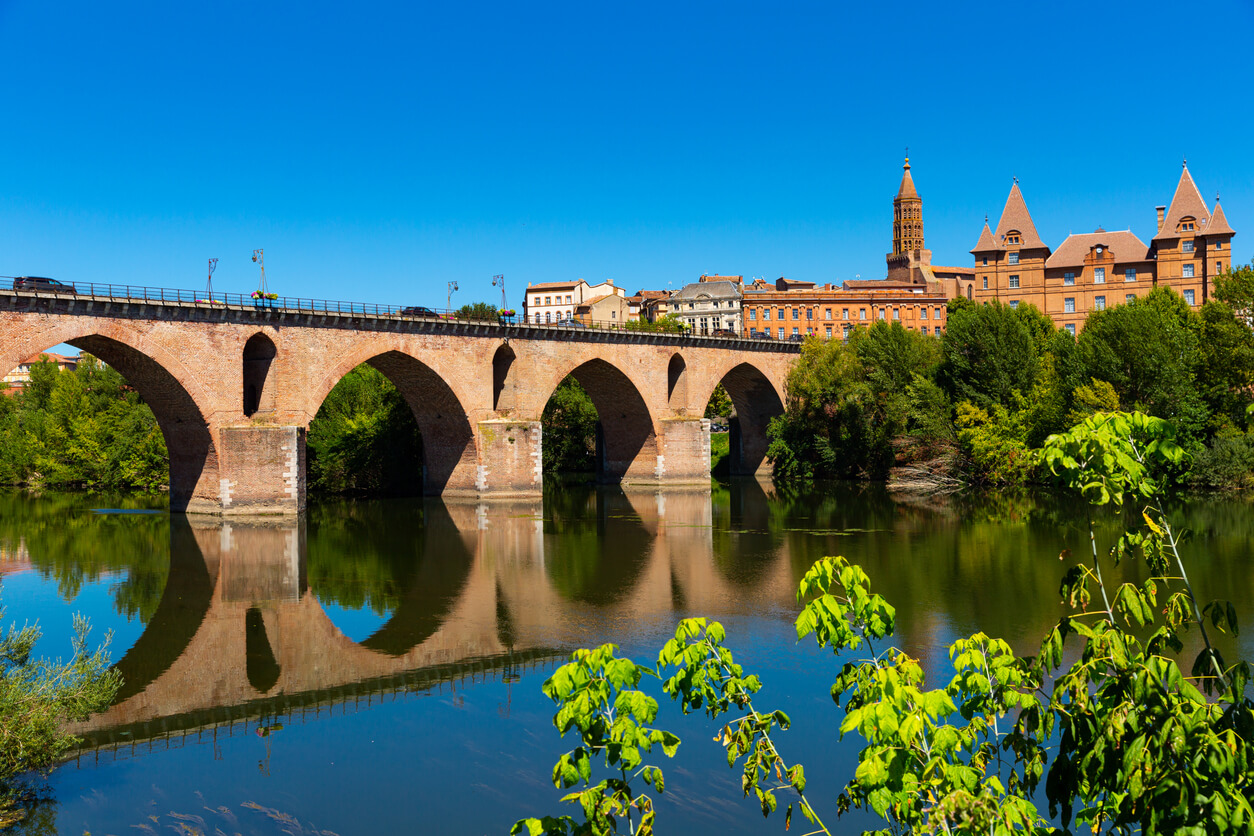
[[971, 162, 1235, 334], [741, 159, 972, 339]]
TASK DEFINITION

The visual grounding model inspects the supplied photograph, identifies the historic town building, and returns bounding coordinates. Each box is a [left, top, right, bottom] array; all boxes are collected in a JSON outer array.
[[972, 162, 1235, 333], [671, 275, 744, 335], [523, 278, 625, 325]]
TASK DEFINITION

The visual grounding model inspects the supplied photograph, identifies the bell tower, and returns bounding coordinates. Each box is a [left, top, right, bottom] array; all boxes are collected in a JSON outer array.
[[893, 156, 924, 254]]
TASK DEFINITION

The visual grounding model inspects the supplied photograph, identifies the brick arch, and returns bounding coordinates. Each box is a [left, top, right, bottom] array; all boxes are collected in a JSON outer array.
[[0, 321, 221, 511], [538, 358, 659, 482], [693, 360, 785, 476], [310, 347, 478, 495]]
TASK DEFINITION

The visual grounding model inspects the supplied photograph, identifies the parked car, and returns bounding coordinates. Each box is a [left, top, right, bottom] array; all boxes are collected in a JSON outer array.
[[712, 328, 737, 337], [752, 331, 773, 340], [400, 305, 440, 318], [787, 334, 805, 343], [553, 320, 588, 328], [14, 276, 76, 294]]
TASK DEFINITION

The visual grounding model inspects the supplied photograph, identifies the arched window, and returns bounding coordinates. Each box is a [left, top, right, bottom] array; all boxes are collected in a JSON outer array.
[[242, 333, 277, 417]]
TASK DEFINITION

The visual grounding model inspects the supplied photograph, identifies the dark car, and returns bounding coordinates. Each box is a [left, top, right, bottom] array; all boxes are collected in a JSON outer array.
[[752, 331, 773, 340], [400, 305, 440, 318], [14, 276, 76, 294], [712, 328, 738, 338], [787, 333, 805, 343]]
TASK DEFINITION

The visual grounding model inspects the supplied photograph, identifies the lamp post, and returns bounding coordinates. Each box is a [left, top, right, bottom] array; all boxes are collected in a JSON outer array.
[[492, 274, 506, 311], [447, 280, 458, 311]]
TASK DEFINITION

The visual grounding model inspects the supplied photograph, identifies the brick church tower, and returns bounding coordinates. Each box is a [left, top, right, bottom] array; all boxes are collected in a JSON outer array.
[[886, 157, 933, 284]]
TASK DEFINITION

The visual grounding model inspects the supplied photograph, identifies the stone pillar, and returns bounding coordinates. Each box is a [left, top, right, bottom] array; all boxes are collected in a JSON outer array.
[[473, 419, 542, 496], [214, 426, 306, 516], [729, 417, 773, 477], [650, 417, 711, 486]]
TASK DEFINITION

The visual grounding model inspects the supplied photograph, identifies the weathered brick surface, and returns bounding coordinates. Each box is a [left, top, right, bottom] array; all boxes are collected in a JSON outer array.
[[0, 296, 795, 511]]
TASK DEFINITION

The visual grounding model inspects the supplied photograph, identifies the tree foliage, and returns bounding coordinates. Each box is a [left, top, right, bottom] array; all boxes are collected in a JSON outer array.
[[0, 355, 168, 491], [455, 301, 501, 322], [543, 378, 599, 474], [520, 411, 1254, 836], [1, 595, 121, 826]]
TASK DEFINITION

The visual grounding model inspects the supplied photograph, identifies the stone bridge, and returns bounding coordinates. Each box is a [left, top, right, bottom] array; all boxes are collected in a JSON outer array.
[[68, 487, 801, 750], [0, 289, 798, 514]]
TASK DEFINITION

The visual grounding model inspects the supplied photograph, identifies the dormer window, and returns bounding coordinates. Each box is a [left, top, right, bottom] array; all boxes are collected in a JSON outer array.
[[1179, 217, 1196, 233], [1004, 232, 1021, 245]]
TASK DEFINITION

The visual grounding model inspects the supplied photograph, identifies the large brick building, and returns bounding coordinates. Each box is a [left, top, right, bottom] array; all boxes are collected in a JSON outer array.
[[971, 162, 1235, 333], [741, 158, 971, 339]]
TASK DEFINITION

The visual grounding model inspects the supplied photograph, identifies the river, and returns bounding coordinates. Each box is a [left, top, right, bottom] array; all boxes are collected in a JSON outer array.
[[3, 481, 1252, 834]]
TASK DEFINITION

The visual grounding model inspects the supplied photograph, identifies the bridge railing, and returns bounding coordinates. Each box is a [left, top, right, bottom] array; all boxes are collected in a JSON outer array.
[[0, 276, 795, 344]]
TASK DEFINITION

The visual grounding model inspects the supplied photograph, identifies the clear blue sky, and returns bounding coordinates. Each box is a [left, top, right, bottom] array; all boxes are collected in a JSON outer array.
[[3, 0, 1252, 315]]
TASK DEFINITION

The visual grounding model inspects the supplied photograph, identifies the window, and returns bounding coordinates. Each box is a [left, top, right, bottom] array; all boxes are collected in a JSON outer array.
[[1181, 220, 1195, 232], [1182, 240, 1194, 253], [749, 308, 757, 320], [921, 326, 928, 336], [920, 308, 929, 320], [1064, 297, 1075, 313], [1217, 241, 1224, 250], [1064, 272, 1075, 286], [545, 311, 551, 323], [1218, 262, 1223, 272], [749, 327, 757, 337], [544, 296, 551, 305], [611, 311, 616, 320], [806, 308, 813, 320], [842, 308, 849, 320], [1066, 323, 1076, 335], [1125, 268, 1136, 282], [1125, 294, 1135, 304], [982, 276, 989, 289], [1009, 275, 1020, 289], [688, 303, 695, 310], [825, 326, 832, 338], [1095, 295, 1106, 311], [763, 308, 771, 321], [859, 309, 866, 320], [878, 308, 885, 320], [982, 257, 988, 266], [1006, 233, 1021, 244], [824, 308, 832, 320], [778, 327, 785, 338], [893, 307, 900, 320], [1184, 289, 1196, 305], [533, 296, 541, 306], [566, 295, 572, 304], [1008, 252, 1020, 265], [711, 301, 719, 308], [792, 327, 799, 336], [534, 313, 541, 323], [1094, 268, 1106, 284], [791, 308, 799, 320], [842, 324, 851, 338], [1009, 300, 1019, 309], [1183, 264, 1195, 278]]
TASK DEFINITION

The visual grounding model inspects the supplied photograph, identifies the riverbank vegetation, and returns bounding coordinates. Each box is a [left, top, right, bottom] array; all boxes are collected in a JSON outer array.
[[516, 412, 1254, 835], [0, 355, 167, 492], [768, 269, 1254, 492]]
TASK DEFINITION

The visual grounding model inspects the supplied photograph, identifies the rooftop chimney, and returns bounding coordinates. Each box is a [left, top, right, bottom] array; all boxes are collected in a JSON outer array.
[[1156, 205, 1166, 233]]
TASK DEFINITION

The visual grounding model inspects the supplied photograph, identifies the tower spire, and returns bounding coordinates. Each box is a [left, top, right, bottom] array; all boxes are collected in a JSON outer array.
[[893, 157, 923, 254]]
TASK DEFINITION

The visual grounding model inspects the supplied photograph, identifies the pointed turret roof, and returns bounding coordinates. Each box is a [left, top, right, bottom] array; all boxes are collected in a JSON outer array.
[[1153, 163, 1211, 241], [897, 158, 919, 200], [1202, 198, 1234, 237], [992, 182, 1047, 250], [971, 219, 996, 253]]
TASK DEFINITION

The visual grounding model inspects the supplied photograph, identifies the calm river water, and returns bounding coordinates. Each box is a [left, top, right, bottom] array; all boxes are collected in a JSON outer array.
[[3, 481, 1253, 835]]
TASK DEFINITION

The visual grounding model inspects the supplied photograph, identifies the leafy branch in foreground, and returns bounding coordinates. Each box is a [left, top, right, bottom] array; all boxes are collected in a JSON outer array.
[[517, 411, 1254, 835], [0, 596, 122, 827]]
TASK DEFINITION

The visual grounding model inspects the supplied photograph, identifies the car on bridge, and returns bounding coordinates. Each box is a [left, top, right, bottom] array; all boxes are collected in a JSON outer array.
[[400, 305, 440, 318], [13, 276, 76, 294]]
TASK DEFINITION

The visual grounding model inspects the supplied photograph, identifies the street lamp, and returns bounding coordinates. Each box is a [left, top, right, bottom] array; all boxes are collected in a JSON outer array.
[[491, 274, 506, 311], [448, 280, 458, 311]]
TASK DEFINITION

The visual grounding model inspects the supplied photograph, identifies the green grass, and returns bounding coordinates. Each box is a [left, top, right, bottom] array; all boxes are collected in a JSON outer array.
[[710, 431, 730, 477]]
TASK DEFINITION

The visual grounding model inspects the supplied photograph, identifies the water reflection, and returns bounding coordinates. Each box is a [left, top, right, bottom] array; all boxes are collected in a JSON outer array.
[[4, 483, 1249, 766]]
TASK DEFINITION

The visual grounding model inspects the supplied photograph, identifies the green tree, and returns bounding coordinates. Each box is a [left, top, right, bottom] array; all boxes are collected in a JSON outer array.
[[455, 301, 500, 322], [306, 364, 424, 495], [1, 595, 121, 826], [542, 378, 599, 473], [938, 301, 1041, 408], [623, 315, 687, 333], [1212, 263, 1254, 322], [703, 383, 732, 420], [1077, 288, 1209, 440], [1195, 300, 1254, 428]]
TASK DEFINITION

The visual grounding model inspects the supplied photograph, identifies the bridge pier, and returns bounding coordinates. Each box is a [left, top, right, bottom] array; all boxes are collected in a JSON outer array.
[[471, 419, 543, 496], [648, 417, 712, 486], [213, 426, 307, 516]]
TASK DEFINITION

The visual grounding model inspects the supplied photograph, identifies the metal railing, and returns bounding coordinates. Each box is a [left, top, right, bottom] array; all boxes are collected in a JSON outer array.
[[0, 276, 794, 345]]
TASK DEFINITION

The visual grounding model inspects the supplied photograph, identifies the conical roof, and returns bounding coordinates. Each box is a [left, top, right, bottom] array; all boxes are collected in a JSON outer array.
[[896, 158, 919, 200], [971, 220, 997, 253], [992, 182, 1047, 250], [1153, 164, 1211, 241], [1203, 199, 1234, 237]]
